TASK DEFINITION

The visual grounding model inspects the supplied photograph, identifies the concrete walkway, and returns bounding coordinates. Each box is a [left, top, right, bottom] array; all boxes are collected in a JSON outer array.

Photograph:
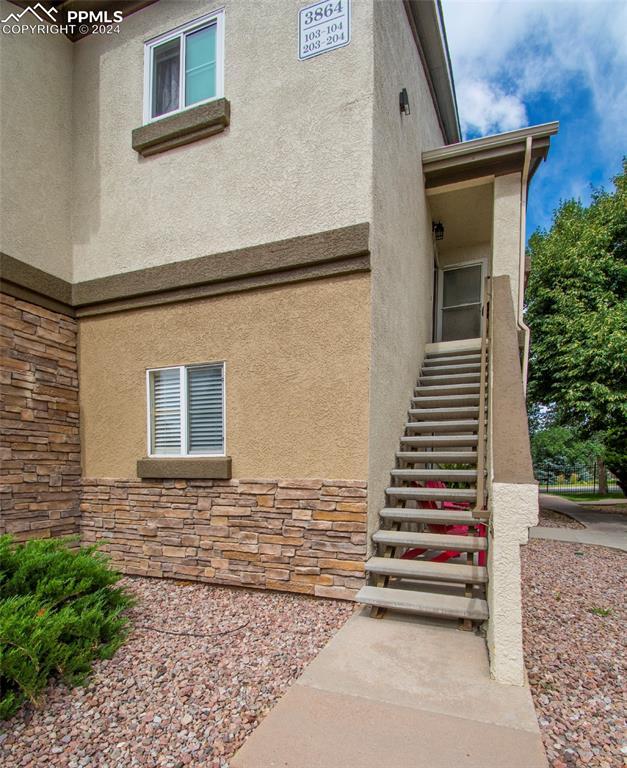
[[532, 494, 627, 552], [232, 611, 548, 768], [577, 498, 627, 506]]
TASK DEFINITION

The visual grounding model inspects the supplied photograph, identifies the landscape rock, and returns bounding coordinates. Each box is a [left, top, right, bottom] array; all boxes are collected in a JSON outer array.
[[522, 540, 625, 768], [0, 577, 353, 767]]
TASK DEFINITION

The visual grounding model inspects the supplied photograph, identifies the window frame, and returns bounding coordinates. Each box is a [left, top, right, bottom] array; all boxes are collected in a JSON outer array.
[[146, 362, 226, 458], [143, 8, 225, 124]]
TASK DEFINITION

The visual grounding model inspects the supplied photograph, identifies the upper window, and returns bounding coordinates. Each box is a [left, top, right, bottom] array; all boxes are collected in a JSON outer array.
[[147, 363, 225, 456], [144, 10, 225, 122]]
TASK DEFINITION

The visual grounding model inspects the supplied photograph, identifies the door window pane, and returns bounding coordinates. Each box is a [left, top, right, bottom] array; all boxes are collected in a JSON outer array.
[[185, 24, 217, 106], [441, 305, 482, 342], [443, 265, 482, 308]]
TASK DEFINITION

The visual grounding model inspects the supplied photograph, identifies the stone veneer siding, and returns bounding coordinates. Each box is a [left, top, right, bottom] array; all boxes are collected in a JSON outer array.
[[0, 293, 80, 540], [81, 478, 367, 598]]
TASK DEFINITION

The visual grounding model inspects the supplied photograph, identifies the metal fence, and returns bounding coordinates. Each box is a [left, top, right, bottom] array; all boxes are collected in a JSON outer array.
[[535, 462, 621, 495]]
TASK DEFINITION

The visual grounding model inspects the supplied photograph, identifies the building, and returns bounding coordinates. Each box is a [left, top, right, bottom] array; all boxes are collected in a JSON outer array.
[[0, 0, 557, 684]]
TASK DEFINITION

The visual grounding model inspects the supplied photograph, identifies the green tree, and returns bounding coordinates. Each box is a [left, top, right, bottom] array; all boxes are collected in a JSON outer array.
[[525, 161, 627, 492], [530, 424, 601, 470]]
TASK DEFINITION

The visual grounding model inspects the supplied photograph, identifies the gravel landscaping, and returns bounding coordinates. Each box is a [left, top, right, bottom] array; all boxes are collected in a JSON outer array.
[[538, 509, 585, 529], [522, 539, 626, 768], [0, 577, 354, 768]]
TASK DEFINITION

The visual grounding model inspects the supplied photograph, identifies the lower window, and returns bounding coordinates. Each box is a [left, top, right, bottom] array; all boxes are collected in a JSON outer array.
[[147, 363, 225, 456]]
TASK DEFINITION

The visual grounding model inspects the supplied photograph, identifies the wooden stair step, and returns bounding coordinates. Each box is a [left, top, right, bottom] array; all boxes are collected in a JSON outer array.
[[356, 586, 489, 621], [411, 395, 480, 407], [400, 434, 479, 447], [405, 420, 480, 433], [417, 373, 481, 385], [414, 383, 481, 396], [379, 507, 481, 525], [396, 451, 477, 464], [423, 354, 481, 366], [421, 363, 481, 375], [426, 352, 482, 361], [425, 343, 482, 358], [386, 486, 476, 502], [390, 468, 478, 482], [365, 556, 487, 584], [373, 528, 487, 551], [408, 406, 479, 420]]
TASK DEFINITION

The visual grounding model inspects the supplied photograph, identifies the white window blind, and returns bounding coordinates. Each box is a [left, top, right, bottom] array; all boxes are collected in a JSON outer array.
[[150, 368, 181, 455], [148, 364, 224, 456], [187, 365, 224, 454]]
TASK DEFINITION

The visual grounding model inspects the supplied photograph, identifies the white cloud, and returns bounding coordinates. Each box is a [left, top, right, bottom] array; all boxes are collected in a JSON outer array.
[[442, 0, 627, 144], [456, 79, 527, 136]]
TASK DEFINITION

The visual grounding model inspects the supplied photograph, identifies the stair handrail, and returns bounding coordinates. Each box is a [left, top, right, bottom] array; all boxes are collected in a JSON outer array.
[[473, 276, 491, 518]]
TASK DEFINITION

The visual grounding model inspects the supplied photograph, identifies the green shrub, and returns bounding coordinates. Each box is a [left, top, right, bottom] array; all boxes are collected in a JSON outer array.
[[0, 535, 133, 720]]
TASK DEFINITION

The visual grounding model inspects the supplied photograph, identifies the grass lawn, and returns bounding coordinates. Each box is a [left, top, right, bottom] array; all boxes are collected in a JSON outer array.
[[561, 492, 625, 502]]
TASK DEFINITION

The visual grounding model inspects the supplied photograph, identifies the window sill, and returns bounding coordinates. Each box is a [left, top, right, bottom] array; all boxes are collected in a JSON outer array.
[[132, 98, 230, 157], [137, 456, 232, 479]]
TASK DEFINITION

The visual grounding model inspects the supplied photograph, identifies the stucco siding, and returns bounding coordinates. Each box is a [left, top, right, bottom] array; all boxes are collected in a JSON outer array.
[[79, 273, 371, 479], [70, 0, 374, 282], [367, 1, 444, 536], [0, 0, 73, 281]]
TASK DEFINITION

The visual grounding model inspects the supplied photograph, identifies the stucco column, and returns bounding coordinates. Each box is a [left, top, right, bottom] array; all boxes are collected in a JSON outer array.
[[491, 173, 522, 319], [487, 482, 538, 685], [486, 277, 538, 685]]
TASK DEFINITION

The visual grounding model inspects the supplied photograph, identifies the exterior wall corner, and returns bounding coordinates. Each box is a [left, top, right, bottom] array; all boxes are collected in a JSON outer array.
[[367, 0, 445, 539]]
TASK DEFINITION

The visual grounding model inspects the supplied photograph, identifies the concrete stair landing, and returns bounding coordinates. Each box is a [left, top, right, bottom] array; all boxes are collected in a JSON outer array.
[[231, 613, 548, 768]]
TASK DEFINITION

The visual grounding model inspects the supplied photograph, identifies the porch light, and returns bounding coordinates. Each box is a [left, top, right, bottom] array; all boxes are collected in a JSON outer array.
[[399, 88, 410, 116], [432, 221, 444, 241]]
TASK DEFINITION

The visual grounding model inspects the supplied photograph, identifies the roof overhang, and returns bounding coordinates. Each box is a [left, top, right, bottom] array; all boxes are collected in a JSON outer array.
[[404, 0, 461, 145], [422, 122, 559, 190]]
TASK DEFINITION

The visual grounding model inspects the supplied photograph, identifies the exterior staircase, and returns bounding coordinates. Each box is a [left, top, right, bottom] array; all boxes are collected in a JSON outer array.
[[356, 340, 489, 627]]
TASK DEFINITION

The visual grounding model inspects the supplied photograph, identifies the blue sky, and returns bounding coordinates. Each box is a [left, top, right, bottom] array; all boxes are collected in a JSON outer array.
[[440, 0, 627, 239]]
